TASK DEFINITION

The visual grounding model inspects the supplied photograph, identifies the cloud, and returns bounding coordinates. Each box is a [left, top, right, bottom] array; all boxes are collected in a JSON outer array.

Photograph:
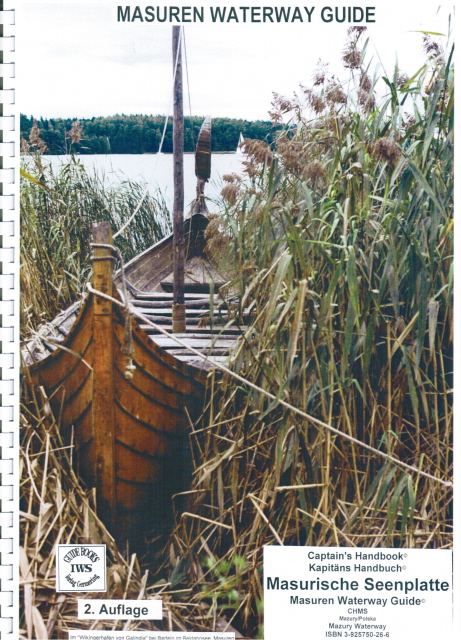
[[19, 0, 452, 120]]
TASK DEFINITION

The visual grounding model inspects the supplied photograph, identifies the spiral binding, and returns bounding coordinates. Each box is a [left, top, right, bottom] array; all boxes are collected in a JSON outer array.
[[0, 1, 17, 637]]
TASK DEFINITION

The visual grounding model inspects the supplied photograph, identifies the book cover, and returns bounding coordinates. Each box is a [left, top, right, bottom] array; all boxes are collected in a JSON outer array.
[[13, 1, 455, 638]]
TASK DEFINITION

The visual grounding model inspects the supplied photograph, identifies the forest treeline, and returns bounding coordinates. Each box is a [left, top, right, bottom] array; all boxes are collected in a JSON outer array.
[[20, 114, 276, 154]]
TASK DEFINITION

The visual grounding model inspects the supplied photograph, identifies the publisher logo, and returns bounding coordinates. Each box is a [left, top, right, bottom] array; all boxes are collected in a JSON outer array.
[[56, 544, 106, 592]]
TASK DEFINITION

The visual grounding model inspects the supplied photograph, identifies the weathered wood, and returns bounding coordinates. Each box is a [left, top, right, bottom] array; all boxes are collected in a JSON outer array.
[[176, 354, 229, 362], [91, 221, 117, 532], [132, 298, 220, 308], [66, 407, 93, 450], [23, 217, 243, 547], [172, 26, 186, 331], [113, 213, 209, 294], [27, 303, 93, 386], [153, 332, 242, 339], [116, 372, 185, 440], [32, 336, 93, 393], [60, 374, 93, 426], [116, 442, 164, 485], [141, 327, 246, 335], [135, 292, 214, 300], [135, 308, 229, 317], [126, 318, 206, 392], [141, 319, 231, 328], [166, 348, 229, 356], [114, 394, 180, 455], [152, 338, 236, 349], [21, 300, 84, 365]]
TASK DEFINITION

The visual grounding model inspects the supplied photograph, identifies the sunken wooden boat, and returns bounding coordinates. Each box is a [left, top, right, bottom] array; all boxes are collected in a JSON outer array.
[[21, 117, 243, 546], [22, 215, 241, 545]]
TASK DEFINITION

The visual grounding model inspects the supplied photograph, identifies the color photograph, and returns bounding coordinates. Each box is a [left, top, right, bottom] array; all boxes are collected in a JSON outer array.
[[17, 2, 454, 638]]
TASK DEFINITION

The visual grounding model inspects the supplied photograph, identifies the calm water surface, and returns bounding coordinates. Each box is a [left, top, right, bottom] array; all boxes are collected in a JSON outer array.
[[47, 153, 244, 210]]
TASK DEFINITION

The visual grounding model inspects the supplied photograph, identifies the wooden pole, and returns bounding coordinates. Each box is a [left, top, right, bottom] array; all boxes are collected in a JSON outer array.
[[91, 221, 117, 532], [172, 26, 186, 333]]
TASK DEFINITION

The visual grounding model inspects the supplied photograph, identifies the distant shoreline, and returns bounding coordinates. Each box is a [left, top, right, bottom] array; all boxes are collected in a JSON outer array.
[[21, 151, 238, 157], [20, 114, 276, 155]]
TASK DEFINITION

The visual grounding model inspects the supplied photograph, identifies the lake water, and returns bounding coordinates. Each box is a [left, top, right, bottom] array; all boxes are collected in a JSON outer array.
[[46, 153, 245, 210]]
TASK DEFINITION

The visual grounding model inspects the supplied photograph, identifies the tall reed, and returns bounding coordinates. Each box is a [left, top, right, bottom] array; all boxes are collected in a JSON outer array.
[[167, 30, 453, 638], [20, 155, 171, 336]]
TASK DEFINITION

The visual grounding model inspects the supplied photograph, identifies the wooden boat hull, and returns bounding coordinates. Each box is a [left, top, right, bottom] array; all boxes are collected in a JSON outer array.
[[22, 116, 238, 548], [25, 289, 207, 545]]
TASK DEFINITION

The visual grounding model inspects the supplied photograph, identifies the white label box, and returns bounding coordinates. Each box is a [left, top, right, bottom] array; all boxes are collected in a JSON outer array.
[[264, 546, 453, 640], [78, 598, 162, 620]]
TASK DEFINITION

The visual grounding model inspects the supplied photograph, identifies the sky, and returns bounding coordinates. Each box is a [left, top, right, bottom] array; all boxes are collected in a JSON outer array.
[[18, 1, 454, 121]]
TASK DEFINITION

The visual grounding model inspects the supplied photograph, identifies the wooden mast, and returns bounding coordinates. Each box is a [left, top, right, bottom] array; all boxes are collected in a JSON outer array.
[[172, 25, 186, 333]]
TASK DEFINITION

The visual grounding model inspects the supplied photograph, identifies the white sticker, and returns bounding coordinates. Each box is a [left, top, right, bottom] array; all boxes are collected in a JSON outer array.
[[264, 546, 453, 640], [78, 598, 162, 620], [56, 544, 107, 592]]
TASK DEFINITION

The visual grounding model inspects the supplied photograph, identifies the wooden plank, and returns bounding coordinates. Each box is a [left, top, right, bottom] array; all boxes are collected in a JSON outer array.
[[112, 317, 204, 398], [134, 292, 216, 300], [24, 298, 88, 369], [114, 397, 184, 441], [114, 481, 152, 513], [176, 355, 229, 362], [162, 281, 223, 294], [114, 212, 208, 292], [132, 298, 220, 308], [28, 304, 93, 384], [75, 434, 97, 489], [91, 221, 117, 532], [151, 338, 235, 349], [114, 359, 187, 414], [152, 332, 242, 339], [60, 373, 93, 427], [129, 325, 206, 390], [60, 359, 93, 406], [140, 325, 246, 335], [175, 356, 229, 369], [136, 308, 230, 316], [166, 348, 229, 356], [69, 402, 94, 448], [116, 438, 170, 485], [152, 334, 236, 344], [135, 306, 250, 317], [114, 401, 178, 457], [45, 336, 93, 396], [114, 369, 188, 442], [126, 244, 174, 293], [122, 307, 208, 390], [137, 316, 225, 326], [60, 311, 80, 331]]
